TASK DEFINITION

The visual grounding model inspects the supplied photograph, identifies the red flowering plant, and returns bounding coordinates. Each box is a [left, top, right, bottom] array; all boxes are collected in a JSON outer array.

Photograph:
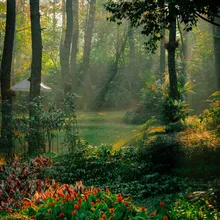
[[20, 182, 151, 220], [0, 156, 52, 213], [148, 201, 169, 219]]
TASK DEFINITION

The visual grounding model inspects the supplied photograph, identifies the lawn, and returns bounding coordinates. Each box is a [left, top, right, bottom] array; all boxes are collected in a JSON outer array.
[[11, 111, 140, 154], [76, 111, 140, 148]]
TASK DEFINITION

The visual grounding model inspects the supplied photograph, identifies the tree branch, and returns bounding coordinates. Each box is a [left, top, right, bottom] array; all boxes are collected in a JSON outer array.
[[195, 12, 220, 27]]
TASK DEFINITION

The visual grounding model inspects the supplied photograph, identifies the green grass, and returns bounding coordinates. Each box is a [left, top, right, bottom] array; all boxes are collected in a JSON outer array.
[[76, 111, 140, 147], [11, 111, 140, 154]]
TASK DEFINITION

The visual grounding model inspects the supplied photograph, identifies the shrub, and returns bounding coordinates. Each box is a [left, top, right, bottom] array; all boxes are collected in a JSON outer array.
[[162, 97, 192, 123], [138, 134, 184, 172], [123, 81, 163, 124], [165, 121, 186, 133], [200, 91, 220, 135], [168, 197, 220, 219], [0, 156, 52, 211], [45, 146, 150, 185]]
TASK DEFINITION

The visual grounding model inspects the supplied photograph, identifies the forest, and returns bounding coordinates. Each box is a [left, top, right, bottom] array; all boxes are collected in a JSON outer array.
[[0, 0, 220, 219]]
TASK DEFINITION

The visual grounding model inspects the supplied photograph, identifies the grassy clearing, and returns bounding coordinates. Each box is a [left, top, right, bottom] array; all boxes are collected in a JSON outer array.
[[76, 111, 140, 147], [11, 111, 140, 154]]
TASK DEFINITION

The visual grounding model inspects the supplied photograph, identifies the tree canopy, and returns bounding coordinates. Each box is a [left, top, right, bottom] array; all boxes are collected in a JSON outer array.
[[105, 0, 220, 51]]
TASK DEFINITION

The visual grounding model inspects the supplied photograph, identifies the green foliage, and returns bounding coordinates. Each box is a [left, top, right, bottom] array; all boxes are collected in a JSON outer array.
[[200, 91, 220, 135], [124, 80, 194, 125], [123, 81, 163, 124], [26, 186, 151, 220], [13, 93, 80, 154], [165, 121, 186, 133], [105, 0, 220, 52], [168, 197, 220, 219], [162, 97, 192, 123], [45, 145, 150, 185], [139, 134, 183, 172], [186, 20, 216, 113]]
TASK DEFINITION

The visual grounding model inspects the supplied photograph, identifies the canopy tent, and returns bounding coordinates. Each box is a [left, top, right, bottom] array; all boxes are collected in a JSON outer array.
[[11, 79, 52, 92]]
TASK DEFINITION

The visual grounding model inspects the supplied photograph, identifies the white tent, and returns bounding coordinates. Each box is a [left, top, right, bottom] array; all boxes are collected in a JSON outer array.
[[11, 79, 52, 92]]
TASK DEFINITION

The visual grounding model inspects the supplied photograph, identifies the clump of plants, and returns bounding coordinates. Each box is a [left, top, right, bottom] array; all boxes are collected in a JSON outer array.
[[168, 196, 220, 219], [0, 156, 52, 211], [162, 82, 194, 126], [23, 182, 154, 220], [13, 93, 80, 154], [123, 81, 163, 124], [200, 91, 220, 136], [45, 145, 150, 186], [20, 181, 174, 220]]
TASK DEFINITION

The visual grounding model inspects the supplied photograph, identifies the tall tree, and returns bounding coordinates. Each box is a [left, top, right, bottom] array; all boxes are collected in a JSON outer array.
[[70, 0, 79, 92], [105, 0, 220, 120], [127, 25, 138, 95], [213, 14, 220, 90], [0, 0, 16, 155], [159, 2, 166, 83], [52, 0, 56, 31], [29, 0, 42, 154], [177, 19, 189, 86], [59, 0, 66, 89], [94, 26, 128, 109], [128, 25, 135, 87], [61, 0, 73, 94], [82, 0, 96, 109], [165, 15, 179, 100], [160, 28, 166, 83]]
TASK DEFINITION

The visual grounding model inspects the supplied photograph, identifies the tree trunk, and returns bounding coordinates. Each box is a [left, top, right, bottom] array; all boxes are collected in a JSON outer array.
[[0, 0, 16, 156], [94, 27, 128, 109], [167, 18, 179, 100], [61, 0, 73, 94], [213, 14, 220, 90], [59, 0, 66, 87], [82, 0, 96, 110], [52, 0, 56, 31], [70, 0, 79, 92], [11, 7, 17, 86], [177, 19, 188, 86], [128, 25, 138, 93], [128, 25, 135, 63], [29, 0, 42, 154], [160, 28, 165, 83]]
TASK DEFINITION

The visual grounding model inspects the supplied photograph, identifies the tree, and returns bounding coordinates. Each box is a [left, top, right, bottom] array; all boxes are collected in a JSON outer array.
[[59, 0, 66, 83], [29, 0, 42, 154], [165, 5, 179, 100], [105, 0, 220, 120], [94, 26, 128, 109], [0, 0, 16, 155], [61, 0, 73, 94], [177, 19, 189, 86], [70, 0, 79, 92], [159, 28, 165, 83], [213, 14, 220, 90], [127, 25, 136, 92], [82, 0, 96, 109]]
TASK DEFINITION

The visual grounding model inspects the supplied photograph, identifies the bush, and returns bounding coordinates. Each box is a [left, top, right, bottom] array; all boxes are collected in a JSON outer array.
[[0, 156, 52, 211], [45, 145, 152, 185], [123, 82, 163, 124], [138, 134, 184, 172], [200, 91, 220, 136], [168, 197, 220, 219], [165, 121, 186, 133], [162, 97, 192, 124]]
